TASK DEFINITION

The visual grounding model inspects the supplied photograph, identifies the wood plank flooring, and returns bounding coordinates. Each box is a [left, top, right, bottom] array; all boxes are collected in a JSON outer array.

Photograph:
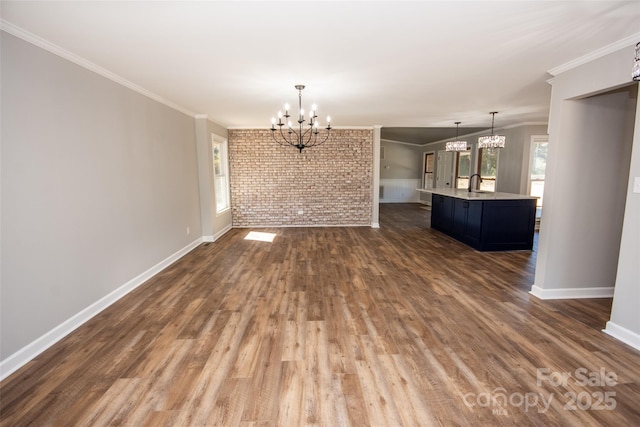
[[1, 203, 639, 426]]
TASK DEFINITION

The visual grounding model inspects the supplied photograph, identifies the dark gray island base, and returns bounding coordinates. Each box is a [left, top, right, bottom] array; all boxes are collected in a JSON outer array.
[[417, 189, 537, 251]]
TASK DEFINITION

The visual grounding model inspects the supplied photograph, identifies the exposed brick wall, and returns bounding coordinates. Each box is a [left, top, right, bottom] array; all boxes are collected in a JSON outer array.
[[228, 128, 373, 227]]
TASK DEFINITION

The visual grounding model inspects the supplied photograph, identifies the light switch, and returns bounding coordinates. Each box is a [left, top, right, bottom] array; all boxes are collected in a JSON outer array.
[[634, 177, 640, 194]]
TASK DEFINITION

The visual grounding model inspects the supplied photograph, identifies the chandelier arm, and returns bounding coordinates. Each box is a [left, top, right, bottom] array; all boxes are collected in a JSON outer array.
[[278, 126, 293, 146], [301, 125, 316, 145], [303, 128, 319, 148], [271, 132, 287, 146], [287, 124, 303, 146], [272, 129, 293, 147], [305, 130, 320, 148], [277, 124, 298, 147], [305, 129, 331, 147]]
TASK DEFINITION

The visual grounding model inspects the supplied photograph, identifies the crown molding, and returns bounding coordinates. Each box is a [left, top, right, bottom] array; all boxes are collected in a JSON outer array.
[[380, 138, 422, 147], [1, 20, 196, 118], [548, 32, 640, 77], [227, 125, 375, 130], [503, 121, 548, 129], [423, 121, 548, 146], [333, 125, 375, 130]]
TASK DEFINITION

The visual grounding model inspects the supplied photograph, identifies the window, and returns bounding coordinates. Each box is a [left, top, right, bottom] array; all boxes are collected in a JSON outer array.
[[455, 151, 471, 189], [212, 136, 230, 213], [477, 148, 498, 191], [529, 137, 548, 218]]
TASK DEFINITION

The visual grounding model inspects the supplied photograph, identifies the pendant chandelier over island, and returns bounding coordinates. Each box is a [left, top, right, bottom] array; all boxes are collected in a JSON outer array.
[[478, 112, 506, 150], [445, 121, 468, 152]]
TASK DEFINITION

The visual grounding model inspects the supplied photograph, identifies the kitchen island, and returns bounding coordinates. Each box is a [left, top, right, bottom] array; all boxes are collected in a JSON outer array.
[[416, 188, 537, 251]]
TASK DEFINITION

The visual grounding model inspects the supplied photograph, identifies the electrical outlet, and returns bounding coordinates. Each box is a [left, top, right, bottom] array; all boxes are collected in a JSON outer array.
[[634, 177, 640, 194]]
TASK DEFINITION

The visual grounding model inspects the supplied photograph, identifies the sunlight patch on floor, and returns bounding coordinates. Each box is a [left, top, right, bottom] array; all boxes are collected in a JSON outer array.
[[244, 231, 276, 242]]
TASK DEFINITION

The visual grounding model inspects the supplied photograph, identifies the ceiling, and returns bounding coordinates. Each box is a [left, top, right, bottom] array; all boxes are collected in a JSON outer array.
[[381, 126, 489, 145], [2, 1, 639, 144]]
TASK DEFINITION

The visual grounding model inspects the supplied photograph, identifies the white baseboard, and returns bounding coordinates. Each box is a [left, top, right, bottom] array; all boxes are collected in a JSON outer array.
[[529, 285, 615, 300], [232, 223, 371, 228], [212, 224, 232, 241], [603, 321, 640, 352], [371, 222, 380, 228], [0, 237, 204, 381], [379, 200, 421, 204]]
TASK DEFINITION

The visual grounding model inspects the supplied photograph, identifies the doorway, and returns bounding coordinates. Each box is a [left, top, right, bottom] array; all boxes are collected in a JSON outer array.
[[423, 152, 435, 189], [436, 150, 454, 188]]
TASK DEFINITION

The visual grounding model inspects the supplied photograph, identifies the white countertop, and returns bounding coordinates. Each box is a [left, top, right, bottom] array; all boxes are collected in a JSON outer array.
[[416, 188, 538, 201]]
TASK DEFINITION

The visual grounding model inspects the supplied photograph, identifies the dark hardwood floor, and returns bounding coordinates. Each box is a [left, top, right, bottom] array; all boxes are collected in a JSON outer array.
[[1, 203, 638, 426]]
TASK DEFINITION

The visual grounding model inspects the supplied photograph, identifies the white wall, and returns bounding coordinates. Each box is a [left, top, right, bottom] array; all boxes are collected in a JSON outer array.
[[380, 141, 423, 180], [531, 43, 640, 350], [1, 33, 202, 364], [607, 93, 640, 349], [379, 179, 421, 203], [494, 125, 548, 194], [380, 140, 423, 203], [534, 92, 634, 292], [195, 117, 231, 240]]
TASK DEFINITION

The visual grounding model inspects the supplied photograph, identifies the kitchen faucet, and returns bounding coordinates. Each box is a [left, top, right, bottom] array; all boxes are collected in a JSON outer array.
[[468, 173, 482, 192]]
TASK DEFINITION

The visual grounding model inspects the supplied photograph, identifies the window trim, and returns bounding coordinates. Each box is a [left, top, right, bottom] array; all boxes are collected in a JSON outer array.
[[455, 151, 471, 190], [212, 134, 231, 215], [476, 147, 499, 192]]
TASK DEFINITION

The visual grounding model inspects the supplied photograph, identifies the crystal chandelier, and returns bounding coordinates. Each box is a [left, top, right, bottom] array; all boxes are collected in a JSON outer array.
[[271, 85, 332, 153], [478, 112, 505, 149], [633, 41, 640, 81], [445, 122, 468, 152]]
